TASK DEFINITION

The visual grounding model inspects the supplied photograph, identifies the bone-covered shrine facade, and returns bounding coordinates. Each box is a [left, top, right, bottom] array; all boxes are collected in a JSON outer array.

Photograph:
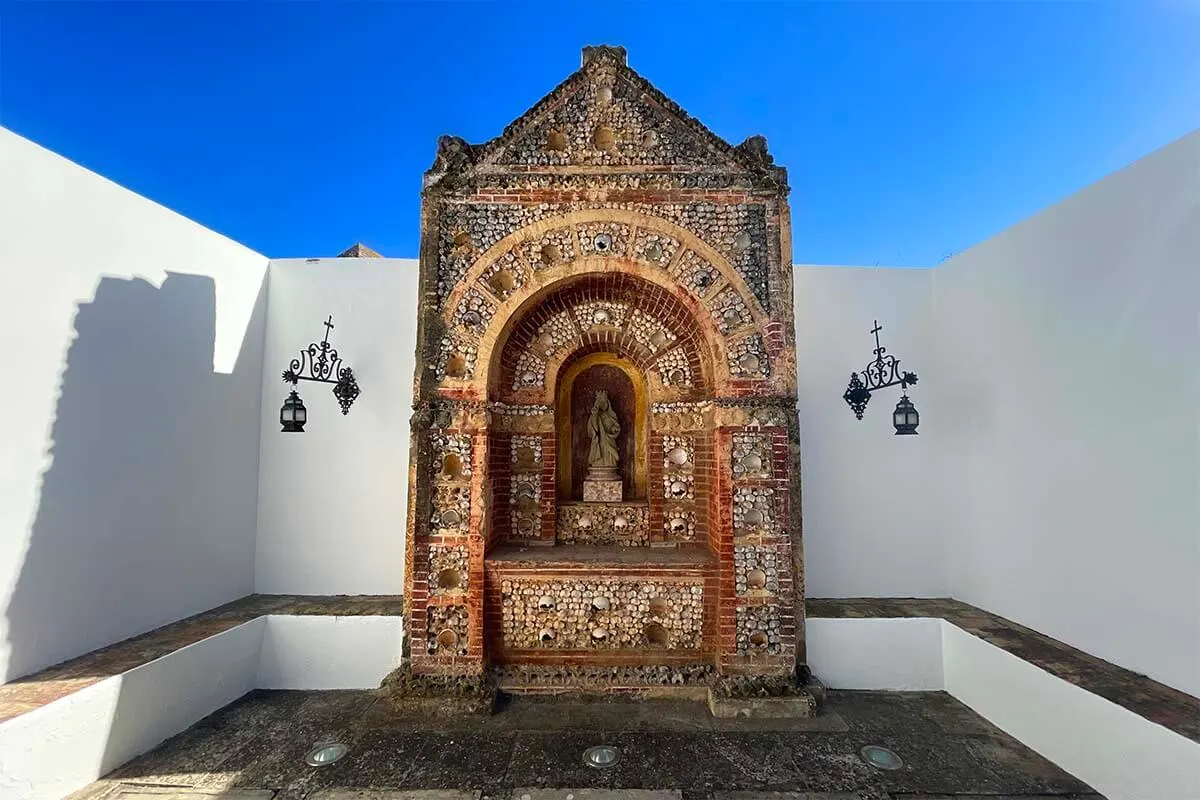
[[405, 46, 805, 683]]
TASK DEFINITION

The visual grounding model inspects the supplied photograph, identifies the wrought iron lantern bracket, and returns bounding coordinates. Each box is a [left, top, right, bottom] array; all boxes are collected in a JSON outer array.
[[842, 320, 921, 434], [279, 316, 361, 431]]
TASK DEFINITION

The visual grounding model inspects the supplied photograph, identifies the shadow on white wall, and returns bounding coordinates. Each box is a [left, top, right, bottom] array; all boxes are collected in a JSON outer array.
[[3, 271, 267, 681]]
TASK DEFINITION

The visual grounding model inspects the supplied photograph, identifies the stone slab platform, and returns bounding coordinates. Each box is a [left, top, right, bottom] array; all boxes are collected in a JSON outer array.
[[707, 689, 817, 719], [314, 793, 483, 800], [514, 793, 681, 800], [85, 789, 277, 800]]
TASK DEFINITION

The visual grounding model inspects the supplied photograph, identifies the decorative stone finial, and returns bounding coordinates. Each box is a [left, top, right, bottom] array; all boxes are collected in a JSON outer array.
[[735, 135, 774, 167], [430, 135, 476, 174], [337, 242, 382, 258], [582, 45, 627, 68]]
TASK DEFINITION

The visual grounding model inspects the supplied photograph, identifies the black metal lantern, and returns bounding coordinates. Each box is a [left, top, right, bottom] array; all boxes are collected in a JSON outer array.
[[843, 320, 922, 434], [280, 316, 361, 432], [280, 390, 307, 433], [892, 394, 919, 436]]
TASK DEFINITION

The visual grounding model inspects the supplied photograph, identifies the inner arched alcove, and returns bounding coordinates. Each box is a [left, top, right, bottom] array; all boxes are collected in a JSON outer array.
[[485, 270, 715, 555], [557, 352, 645, 502]]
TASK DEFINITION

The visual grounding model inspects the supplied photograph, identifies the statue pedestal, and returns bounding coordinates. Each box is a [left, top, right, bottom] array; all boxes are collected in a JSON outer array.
[[583, 479, 623, 502], [582, 466, 623, 502]]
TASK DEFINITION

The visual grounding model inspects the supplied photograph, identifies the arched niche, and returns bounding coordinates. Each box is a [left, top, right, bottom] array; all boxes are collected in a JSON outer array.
[[555, 352, 649, 502], [483, 269, 718, 551]]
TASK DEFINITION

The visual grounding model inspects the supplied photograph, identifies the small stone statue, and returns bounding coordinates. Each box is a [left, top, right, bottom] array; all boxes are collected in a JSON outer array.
[[587, 391, 621, 473]]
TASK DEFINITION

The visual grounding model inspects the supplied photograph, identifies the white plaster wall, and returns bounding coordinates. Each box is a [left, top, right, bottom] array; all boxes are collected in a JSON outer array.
[[0, 618, 264, 800], [933, 130, 1200, 697], [806, 617, 944, 690], [794, 266, 945, 598], [944, 622, 1200, 800], [0, 128, 269, 681], [255, 258, 420, 594], [257, 614, 404, 689]]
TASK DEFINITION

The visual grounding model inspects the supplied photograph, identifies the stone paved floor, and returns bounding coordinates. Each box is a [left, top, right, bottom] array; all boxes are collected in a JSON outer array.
[[72, 690, 1102, 800]]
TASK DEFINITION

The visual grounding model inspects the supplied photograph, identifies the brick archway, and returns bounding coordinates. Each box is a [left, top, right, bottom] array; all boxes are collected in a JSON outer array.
[[411, 261, 800, 678], [483, 269, 717, 549], [491, 269, 715, 405], [433, 208, 780, 400]]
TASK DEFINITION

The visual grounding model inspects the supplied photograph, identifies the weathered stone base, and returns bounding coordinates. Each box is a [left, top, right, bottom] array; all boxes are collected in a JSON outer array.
[[707, 689, 820, 718], [494, 663, 716, 699], [380, 654, 821, 720], [506, 684, 712, 702], [378, 664, 497, 716], [491, 663, 823, 717], [582, 477, 623, 502], [707, 672, 825, 718]]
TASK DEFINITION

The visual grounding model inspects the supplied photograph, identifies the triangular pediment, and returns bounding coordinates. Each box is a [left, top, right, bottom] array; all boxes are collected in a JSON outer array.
[[426, 46, 779, 187], [337, 242, 382, 258]]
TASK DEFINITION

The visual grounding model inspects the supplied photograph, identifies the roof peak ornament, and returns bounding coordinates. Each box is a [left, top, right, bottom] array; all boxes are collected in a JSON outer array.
[[430, 135, 476, 174], [581, 45, 627, 68], [337, 242, 382, 259], [736, 135, 774, 167]]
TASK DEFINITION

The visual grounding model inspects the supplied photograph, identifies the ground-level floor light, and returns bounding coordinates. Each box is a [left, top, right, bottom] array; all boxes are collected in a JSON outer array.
[[582, 744, 620, 768], [305, 741, 348, 766], [860, 744, 904, 770]]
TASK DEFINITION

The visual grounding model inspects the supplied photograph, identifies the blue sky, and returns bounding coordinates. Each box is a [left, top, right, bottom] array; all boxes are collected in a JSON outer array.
[[1, 1, 1196, 265]]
